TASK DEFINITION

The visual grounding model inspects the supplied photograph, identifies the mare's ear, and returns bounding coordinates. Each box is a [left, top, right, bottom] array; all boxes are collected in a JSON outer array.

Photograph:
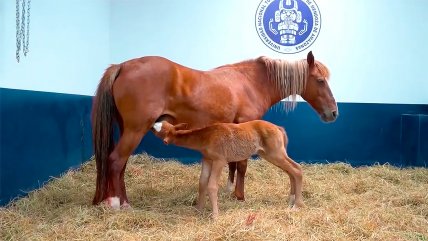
[[307, 51, 314, 67], [174, 123, 189, 130]]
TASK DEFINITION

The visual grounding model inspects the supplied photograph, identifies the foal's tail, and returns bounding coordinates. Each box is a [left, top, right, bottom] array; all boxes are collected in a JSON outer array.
[[92, 64, 121, 205]]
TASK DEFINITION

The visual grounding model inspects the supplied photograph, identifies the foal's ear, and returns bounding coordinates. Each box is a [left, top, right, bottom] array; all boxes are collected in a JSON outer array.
[[307, 51, 315, 67], [174, 123, 189, 130]]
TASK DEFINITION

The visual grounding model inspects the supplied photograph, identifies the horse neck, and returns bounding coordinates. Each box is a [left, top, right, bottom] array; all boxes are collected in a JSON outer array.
[[231, 59, 284, 108], [170, 129, 205, 151], [262, 57, 308, 108]]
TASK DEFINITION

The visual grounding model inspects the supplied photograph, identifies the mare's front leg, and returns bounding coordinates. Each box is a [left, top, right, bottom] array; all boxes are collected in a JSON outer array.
[[234, 159, 248, 201], [196, 159, 212, 211]]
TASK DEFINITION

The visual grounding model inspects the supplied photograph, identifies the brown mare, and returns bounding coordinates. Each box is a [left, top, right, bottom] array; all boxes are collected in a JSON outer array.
[[92, 51, 338, 208], [153, 120, 303, 219]]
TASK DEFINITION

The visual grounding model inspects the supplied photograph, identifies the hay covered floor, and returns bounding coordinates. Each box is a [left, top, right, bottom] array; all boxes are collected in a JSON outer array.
[[1, 154, 427, 241]]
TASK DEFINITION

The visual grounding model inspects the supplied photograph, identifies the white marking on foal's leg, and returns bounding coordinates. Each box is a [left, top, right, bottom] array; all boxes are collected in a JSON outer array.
[[106, 196, 120, 210], [153, 122, 163, 132], [288, 194, 296, 207], [226, 178, 235, 192]]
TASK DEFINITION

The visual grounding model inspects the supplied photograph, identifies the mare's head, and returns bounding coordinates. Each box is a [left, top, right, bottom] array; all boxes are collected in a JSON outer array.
[[152, 121, 188, 144], [301, 51, 338, 122]]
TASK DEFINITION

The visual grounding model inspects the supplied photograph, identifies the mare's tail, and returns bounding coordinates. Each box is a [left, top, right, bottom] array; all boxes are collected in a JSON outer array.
[[92, 64, 121, 205]]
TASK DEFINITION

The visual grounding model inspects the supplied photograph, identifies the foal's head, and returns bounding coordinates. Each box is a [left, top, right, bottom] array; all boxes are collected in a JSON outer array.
[[153, 121, 188, 144], [301, 51, 338, 122]]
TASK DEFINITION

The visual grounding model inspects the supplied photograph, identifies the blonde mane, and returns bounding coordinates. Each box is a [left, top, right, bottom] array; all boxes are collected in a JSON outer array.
[[260, 57, 307, 111], [260, 57, 330, 111]]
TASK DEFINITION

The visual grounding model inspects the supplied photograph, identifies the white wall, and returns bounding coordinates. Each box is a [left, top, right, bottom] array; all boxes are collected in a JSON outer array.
[[0, 0, 110, 96], [1, 0, 427, 104]]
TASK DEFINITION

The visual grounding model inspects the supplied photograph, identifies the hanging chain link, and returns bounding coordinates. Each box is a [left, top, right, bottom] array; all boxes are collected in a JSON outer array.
[[24, 0, 31, 56], [21, 0, 26, 55], [16, 0, 31, 62], [16, 0, 21, 62]]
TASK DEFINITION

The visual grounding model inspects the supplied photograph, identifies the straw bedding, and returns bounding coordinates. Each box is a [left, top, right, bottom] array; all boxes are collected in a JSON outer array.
[[1, 154, 427, 240]]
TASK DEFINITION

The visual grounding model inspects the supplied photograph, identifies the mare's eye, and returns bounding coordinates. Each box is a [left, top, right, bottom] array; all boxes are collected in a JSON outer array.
[[317, 79, 325, 85]]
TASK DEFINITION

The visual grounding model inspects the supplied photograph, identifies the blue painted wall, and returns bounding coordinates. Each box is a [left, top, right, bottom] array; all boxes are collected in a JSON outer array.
[[139, 102, 428, 167], [1, 88, 427, 205], [0, 88, 93, 205]]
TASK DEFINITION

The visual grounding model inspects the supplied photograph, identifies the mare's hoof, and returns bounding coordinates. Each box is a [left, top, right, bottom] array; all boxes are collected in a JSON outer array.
[[104, 196, 121, 210], [121, 201, 132, 210], [226, 179, 235, 192], [234, 192, 245, 201]]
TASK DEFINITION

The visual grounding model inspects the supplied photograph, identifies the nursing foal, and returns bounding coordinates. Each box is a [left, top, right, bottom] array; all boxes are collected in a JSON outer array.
[[153, 120, 303, 219]]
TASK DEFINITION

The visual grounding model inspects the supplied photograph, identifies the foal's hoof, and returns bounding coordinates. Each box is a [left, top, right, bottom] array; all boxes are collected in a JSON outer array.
[[291, 202, 305, 211], [211, 213, 219, 220], [288, 194, 296, 207]]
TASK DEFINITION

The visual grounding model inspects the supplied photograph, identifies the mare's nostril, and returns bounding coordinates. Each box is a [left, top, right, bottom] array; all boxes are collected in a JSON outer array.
[[332, 110, 338, 118]]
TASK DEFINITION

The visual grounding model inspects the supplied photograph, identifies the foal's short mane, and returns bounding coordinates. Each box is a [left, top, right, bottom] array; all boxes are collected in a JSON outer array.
[[260, 56, 330, 111]]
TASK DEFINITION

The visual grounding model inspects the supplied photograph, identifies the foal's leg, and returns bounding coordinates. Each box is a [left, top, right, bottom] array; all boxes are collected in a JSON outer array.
[[264, 151, 304, 209], [286, 172, 296, 207], [285, 155, 304, 209], [234, 159, 248, 201], [106, 128, 145, 209], [207, 160, 226, 219], [196, 159, 212, 211]]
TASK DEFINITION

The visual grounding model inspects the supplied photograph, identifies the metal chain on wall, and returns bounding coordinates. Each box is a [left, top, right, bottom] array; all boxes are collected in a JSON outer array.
[[16, 0, 31, 63]]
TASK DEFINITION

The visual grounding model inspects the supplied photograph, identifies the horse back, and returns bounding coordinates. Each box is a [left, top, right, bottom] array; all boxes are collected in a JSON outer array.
[[111, 56, 271, 128]]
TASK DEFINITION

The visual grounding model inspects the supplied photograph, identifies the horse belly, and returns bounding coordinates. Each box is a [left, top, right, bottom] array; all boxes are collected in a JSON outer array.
[[225, 142, 258, 162], [165, 93, 237, 127], [218, 134, 258, 162]]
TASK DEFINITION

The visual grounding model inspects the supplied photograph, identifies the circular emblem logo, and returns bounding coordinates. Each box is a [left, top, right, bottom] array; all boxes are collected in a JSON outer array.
[[255, 0, 321, 54]]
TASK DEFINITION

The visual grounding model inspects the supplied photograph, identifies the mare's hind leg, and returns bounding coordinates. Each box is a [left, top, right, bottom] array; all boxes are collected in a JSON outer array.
[[119, 162, 130, 208], [105, 128, 146, 209], [227, 162, 236, 192], [234, 159, 248, 201], [117, 122, 131, 208]]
